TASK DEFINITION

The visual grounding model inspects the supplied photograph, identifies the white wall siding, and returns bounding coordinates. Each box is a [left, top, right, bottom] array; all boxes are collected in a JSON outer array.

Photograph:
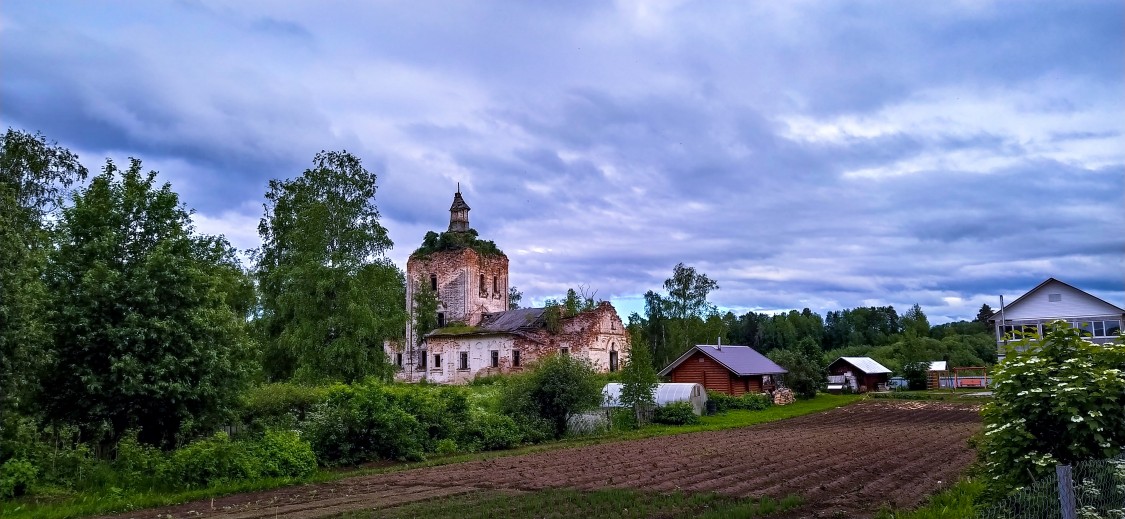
[[1001, 280, 1123, 320]]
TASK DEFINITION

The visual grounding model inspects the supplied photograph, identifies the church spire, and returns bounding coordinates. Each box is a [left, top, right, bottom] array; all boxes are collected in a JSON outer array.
[[448, 187, 470, 232]]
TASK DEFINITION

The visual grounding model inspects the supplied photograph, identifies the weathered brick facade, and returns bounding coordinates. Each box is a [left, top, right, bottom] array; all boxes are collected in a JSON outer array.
[[405, 248, 509, 345], [420, 302, 629, 384], [394, 190, 630, 384]]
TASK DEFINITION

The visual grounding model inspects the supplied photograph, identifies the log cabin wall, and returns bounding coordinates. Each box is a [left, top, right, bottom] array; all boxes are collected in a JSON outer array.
[[668, 351, 764, 395]]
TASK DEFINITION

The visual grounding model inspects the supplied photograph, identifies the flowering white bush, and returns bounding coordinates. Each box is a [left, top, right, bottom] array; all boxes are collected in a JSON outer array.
[[982, 322, 1125, 497]]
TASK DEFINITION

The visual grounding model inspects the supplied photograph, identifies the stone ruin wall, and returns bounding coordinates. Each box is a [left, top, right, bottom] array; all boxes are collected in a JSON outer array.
[[419, 302, 631, 384], [405, 248, 509, 345]]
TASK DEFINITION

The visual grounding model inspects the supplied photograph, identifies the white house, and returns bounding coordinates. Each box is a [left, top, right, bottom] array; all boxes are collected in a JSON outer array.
[[989, 278, 1124, 359]]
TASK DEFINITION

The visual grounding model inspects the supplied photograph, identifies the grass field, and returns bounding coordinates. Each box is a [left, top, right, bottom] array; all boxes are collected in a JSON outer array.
[[870, 389, 992, 401], [334, 488, 803, 519]]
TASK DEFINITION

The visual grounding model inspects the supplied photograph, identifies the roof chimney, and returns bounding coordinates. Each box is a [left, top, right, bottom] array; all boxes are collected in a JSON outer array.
[[717, 336, 722, 351]]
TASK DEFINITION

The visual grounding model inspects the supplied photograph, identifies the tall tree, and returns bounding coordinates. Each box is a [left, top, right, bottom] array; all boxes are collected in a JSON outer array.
[[619, 337, 658, 426], [0, 129, 87, 422], [508, 286, 523, 310], [42, 158, 252, 447], [256, 150, 405, 383], [662, 262, 719, 321], [900, 303, 930, 337]]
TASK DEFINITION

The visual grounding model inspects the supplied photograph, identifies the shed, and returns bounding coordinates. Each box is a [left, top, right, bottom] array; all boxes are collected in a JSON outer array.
[[927, 361, 949, 389], [827, 357, 892, 393], [602, 382, 709, 415], [658, 345, 786, 396]]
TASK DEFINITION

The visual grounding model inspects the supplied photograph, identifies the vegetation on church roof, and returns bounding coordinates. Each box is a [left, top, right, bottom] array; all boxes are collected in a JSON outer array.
[[429, 322, 479, 335], [410, 228, 504, 258]]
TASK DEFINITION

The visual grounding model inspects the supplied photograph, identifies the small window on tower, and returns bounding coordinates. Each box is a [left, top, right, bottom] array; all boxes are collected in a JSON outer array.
[[493, 276, 498, 295], [480, 274, 487, 296], [437, 312, 445, 328], [430, 274, 437, 291]]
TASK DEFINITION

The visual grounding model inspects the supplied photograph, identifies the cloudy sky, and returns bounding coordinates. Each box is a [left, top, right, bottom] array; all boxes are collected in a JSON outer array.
[[3, 1, 1122, 323]]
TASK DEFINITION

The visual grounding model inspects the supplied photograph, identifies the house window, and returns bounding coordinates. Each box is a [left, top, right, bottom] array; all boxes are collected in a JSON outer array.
[[512, 350, 521, 367], [1084, 320, 1122, 338], [396, 353, 403, 368], [459, 352, 469, 370], [437, 312, 446, 328], [560, 347, 569, 356], [433, 354, 442, 369], [430, 274, 437, 291], [1048, 293, 1062, 302], [609, 350, 618, 372], [490, 350, 499, 368], [419, 352, 427, 369]]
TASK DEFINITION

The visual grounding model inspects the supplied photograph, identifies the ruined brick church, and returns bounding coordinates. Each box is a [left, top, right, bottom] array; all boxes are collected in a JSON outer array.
[[394, 190, 630, 383]]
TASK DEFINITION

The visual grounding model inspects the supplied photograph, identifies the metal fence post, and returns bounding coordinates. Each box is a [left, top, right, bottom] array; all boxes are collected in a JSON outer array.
[[1056, 463, 1076, 519]]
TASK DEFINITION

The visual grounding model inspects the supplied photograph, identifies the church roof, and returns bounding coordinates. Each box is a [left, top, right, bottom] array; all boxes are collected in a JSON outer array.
[[478, 308, 545, 332], [427, 307, 546, 342], [449, 191, 471, 212]]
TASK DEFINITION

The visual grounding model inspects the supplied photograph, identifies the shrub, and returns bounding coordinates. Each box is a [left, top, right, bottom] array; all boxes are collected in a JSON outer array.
[[768, 348, 825, 399], [114, 433, 170, 490], [500, 354, 602, 439], [240, 383, 330, 432], [168, 432, 259, 488], [706, 392, 773, 412], [981, 323, 1125, 499], [301, 382, 425, 465], [900, 360, 929, 390], [253, 430, 317, 479], [383, 384, 470, 451], [460, 412, 524, 451], [652, 402, 699, 425], [0, 458, 37, 497]]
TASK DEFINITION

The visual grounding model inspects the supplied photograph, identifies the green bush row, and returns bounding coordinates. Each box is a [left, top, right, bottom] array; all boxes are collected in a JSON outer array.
[[0, 428, 316, 498], [706, 391, 773, 412], [652, 402, 700, 425]]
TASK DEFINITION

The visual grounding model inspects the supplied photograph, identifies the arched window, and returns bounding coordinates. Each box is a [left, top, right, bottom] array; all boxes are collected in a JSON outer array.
[[480, 274, 487, 296]]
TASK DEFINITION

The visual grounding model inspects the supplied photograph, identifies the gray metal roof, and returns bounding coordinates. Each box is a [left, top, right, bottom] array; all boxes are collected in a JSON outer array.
[[833, 356, 892, 374], [659, 345, 788, 377], [477, 307, 545, 332]]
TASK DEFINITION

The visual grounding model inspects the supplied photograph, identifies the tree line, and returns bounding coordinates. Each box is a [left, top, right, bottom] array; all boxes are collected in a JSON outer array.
[[628, 264, 998, 395], [2, 127, 997, 453]]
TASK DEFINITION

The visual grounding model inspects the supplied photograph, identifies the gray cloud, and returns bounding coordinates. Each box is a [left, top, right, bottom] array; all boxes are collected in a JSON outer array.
[[2, 0, 1121, 323]]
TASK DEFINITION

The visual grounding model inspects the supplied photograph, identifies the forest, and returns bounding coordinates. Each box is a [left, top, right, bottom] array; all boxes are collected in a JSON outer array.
[[1, 128, 996, 506]]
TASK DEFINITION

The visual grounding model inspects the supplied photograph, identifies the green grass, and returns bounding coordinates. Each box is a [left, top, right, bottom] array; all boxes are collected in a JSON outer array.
[[872, 477, 985, 519], [0, 393, 860, 519], [870, 389, 992, 401], [0, 476, 324, 519], [333, 488, 803, 519]]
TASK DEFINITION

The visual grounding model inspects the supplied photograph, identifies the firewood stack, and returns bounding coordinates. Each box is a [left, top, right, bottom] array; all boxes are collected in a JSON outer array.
[[773, 388, 796, 405]]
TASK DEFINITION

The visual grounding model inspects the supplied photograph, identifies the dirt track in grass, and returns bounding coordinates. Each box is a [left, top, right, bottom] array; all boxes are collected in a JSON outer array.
[[99, 400, 981, 519]]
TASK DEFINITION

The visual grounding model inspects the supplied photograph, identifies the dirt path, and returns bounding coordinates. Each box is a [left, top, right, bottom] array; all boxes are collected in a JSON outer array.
[[98, 400, 981, 519]]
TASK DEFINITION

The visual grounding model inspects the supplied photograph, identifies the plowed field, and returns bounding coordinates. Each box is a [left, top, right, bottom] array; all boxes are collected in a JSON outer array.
[[100, 400, 981, 519]]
